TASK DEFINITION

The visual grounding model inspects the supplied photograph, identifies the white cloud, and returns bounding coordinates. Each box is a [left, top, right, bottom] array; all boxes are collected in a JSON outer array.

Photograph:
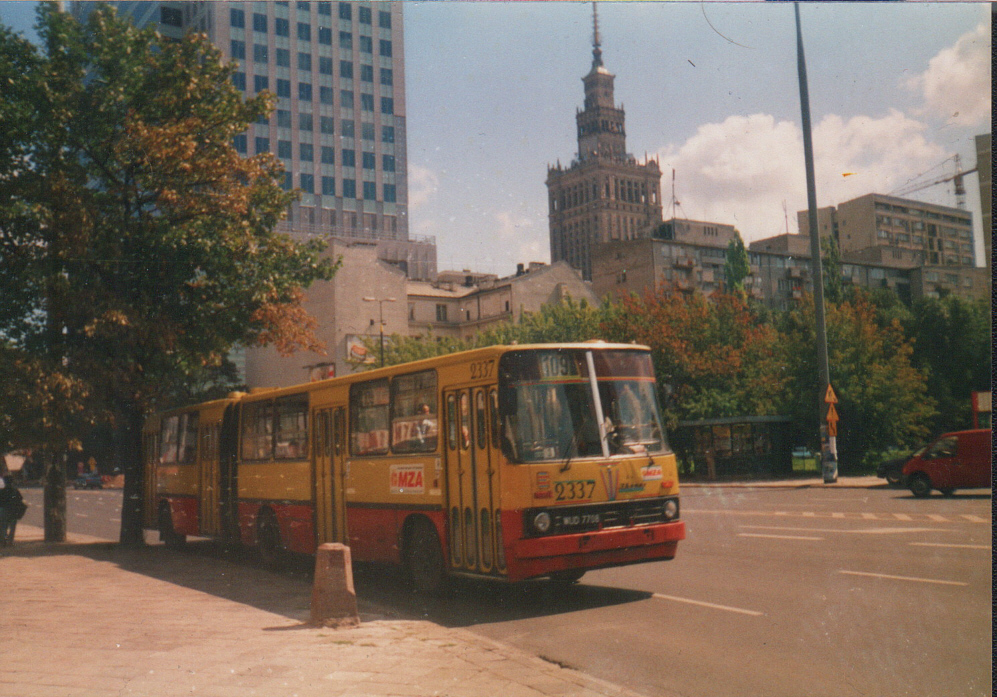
[[905, 22, 990, 128], [495, 210, 548, 266], [656, 111, 950, 243], [407, 163, 440, 209]]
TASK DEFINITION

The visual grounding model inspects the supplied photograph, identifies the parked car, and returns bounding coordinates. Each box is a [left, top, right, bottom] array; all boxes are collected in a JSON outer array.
[[876, 445, 927, 486], [72, 472, 103, 490], [903, 429, 991, 498]]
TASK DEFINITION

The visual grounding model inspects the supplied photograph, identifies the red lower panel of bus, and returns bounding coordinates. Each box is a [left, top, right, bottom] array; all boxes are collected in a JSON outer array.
[[164, 496, 199, 537], [506, 519, 686, 582], [237, 501, 316, 555]]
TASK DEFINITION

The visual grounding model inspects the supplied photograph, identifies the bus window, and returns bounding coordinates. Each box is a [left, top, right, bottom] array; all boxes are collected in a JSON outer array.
[[350, 379, 390, 456], [179, 412, 199, 465], [475, 390, 487, 449], [391, 370, 438, 454], [160, 415, 180, 464], [460, 393, 472, 450], [447, 394, 457, 450], [275, 395, 308, 459], [242, 401, 274, 461], [489, 389, 499, 450]]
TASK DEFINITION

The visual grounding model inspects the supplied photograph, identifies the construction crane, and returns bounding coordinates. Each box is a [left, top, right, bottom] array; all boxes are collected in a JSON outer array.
[[890, 154, 977, 209]]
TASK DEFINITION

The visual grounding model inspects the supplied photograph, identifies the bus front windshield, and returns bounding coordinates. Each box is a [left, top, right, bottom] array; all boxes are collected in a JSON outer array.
[[498, 349, 667, 463]]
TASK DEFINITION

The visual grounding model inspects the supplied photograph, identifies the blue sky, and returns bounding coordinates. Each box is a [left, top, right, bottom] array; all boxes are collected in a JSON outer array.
[[2, 2, 990, 275]]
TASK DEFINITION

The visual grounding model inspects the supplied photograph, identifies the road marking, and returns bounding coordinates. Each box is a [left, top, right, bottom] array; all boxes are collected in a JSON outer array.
[[653, 593, 764, 617], [910, 542, 990, 550], [741, 524, 937, 535], [738, 532, 823, 541], [686, 509, 989, 523], [837, 570, 968, 586]]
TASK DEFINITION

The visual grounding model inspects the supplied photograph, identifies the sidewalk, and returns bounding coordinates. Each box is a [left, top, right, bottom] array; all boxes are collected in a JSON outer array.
[[1, 525, 653, 697]]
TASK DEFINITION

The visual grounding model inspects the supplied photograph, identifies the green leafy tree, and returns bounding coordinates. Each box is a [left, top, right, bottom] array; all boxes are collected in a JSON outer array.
[[601, 289, 787, 428], [0, 4, 334, 543], [776, 295, 935, 470], [903, 295, 989, 435], [820, 234, 844, 305], [354, 296, 607, 371], [723, 231, 751, 298]]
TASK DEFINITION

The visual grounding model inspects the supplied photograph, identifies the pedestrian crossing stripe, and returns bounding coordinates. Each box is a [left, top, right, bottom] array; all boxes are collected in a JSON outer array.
[[685, 509, 989, 524]]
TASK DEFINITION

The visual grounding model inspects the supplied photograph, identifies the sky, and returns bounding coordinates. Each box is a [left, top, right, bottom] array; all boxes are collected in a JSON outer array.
[[2, 2, 990, 276]]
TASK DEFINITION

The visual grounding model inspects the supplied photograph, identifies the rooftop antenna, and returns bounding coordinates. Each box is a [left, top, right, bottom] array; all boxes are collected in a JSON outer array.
[[783, 200, 789, 234]]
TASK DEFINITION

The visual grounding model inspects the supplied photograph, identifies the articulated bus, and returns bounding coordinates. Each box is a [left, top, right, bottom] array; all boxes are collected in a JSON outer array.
[[143, 342, 686, 592]]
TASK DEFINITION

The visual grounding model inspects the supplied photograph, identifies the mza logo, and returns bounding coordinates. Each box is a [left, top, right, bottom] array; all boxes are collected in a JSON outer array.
[[390, 464, 425, 494]]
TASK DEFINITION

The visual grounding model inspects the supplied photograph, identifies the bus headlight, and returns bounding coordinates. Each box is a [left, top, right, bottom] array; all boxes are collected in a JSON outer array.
[[533, 511, 552, 533], [663, 499, 679, 521]]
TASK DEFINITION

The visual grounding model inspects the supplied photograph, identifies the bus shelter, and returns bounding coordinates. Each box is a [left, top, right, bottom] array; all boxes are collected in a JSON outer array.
[[671, 416, 793, 479]]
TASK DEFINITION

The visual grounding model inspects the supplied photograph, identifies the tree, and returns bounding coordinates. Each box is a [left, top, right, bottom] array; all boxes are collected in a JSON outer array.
[[354, 296, 608, 370], [0, 4, 334, 543], [820, 234, 844, 305], [903, 295, 989, 435], [601, 288, 787, 428], [776, 295, 935, 470], [723, 231, 751, 298]]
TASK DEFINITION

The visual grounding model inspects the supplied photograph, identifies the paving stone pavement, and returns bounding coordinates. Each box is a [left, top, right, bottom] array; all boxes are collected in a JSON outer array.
[[0, 525, 651, 697]]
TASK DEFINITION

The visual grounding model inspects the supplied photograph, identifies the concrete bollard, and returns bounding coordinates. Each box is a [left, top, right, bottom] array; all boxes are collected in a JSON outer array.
[[310, 543, 360, 628]]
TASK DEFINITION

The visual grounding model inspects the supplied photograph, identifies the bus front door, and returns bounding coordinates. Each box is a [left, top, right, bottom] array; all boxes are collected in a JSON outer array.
[[314, 407, 348, 545], [444, 387, 500, 575]]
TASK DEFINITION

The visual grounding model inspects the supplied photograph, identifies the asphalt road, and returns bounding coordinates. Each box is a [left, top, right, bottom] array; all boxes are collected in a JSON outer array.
[[19, 483, 992, 697]]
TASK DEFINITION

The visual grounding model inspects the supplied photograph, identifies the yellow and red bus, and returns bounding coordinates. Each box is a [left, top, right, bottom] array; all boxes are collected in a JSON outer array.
[[143, 342, 685, 592]]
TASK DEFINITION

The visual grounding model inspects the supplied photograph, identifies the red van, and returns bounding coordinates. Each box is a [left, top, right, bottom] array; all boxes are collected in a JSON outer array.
[[903, 429, 992, 498]]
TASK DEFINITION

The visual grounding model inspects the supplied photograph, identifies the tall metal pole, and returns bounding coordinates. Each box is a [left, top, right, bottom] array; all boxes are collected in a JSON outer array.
[[795, 3, 836, 482]]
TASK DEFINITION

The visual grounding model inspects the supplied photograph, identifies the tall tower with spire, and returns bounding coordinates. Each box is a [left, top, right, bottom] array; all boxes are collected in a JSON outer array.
[[546, 3, 662, 281]]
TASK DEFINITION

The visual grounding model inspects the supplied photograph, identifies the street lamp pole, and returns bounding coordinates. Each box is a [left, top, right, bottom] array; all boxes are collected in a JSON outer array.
[[795, 3, 836, 483], [363, 296, 396, 367]]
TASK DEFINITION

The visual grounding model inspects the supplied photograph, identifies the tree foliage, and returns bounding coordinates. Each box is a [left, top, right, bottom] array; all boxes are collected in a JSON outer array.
[[352, 296, 606, 371], [723, 231, 750, 298], [0, 4, 334, 540], [903, 295, 990, 435], [776, 294, 935, 469], [601, 289, 787, 428]]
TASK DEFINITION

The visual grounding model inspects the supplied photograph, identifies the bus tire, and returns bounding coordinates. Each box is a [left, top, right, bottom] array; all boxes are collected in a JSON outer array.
[[549, 569, 586, 584], [158, 504, 186, 549], [407, 518, 447, 596], [257, 509, 285, 570]]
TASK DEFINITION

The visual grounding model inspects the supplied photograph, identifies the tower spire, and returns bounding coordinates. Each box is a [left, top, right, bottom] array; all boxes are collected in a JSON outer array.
[[591, 1, 602, 68]]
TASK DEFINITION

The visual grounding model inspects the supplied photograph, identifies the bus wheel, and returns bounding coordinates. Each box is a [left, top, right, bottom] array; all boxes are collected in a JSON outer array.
[[257, 510, 285, 570], [909, 474, 932, 498], [407, 519, 447, 596], [549, 569, 586, 584], [158, 505, 186, 549]]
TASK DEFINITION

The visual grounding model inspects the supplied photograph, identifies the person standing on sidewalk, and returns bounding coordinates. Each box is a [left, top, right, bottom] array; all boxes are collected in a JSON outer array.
[[0, 475, 27, 546]]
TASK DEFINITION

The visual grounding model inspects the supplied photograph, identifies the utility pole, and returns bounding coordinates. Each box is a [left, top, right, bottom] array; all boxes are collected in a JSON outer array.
[[795, 3, 836, 483], [363, 296, 396, 367]]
